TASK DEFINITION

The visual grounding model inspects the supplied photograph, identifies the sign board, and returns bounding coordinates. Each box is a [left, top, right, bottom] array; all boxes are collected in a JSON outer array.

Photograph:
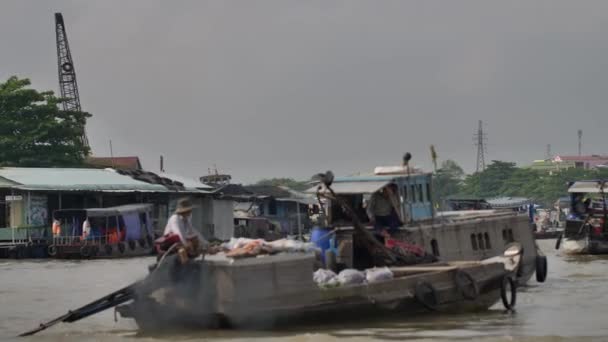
[[5, 195, 23, 201]]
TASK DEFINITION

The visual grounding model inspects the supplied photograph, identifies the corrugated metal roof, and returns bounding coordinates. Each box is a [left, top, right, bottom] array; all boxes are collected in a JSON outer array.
[[158, 172, 212, 190], [0, 167, 172, 192], [308, 180, 390, 194], [486, 197, 530, 208]]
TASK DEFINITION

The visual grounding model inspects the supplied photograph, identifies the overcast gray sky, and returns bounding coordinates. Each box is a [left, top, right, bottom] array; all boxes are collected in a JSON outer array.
[[2, 1, 608, 183]]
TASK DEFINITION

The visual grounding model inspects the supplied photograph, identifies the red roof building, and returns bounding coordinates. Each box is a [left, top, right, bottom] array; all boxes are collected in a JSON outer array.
[[85, 156, 142, 170]]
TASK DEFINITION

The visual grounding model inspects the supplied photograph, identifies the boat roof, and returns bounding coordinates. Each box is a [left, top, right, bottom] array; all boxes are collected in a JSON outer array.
[[306, 173, 430, 195], [55, 204, 153, 217], [568, 180, 608, 194], [486, 197, 530, 208]]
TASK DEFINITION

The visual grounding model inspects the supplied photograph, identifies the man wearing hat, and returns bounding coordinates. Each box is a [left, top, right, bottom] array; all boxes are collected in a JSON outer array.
[[162, 197, 207, 261]]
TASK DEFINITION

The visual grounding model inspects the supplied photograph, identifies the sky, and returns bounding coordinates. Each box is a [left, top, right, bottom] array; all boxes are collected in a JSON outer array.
[[2, 1, 608, 183]]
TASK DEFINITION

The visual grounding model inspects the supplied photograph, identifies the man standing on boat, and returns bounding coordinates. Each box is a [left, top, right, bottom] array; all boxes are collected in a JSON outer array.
[[366, 184, 403, 237], [160, 198, 208, 262]]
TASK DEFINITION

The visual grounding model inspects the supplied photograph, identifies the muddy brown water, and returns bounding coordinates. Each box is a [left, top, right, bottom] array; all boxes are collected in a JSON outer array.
[[1, 239, 607, 342]]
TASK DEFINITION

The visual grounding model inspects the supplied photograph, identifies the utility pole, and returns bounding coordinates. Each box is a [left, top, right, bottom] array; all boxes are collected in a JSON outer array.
[[578, 129, 583, 156], [474, 120, 487, 173]]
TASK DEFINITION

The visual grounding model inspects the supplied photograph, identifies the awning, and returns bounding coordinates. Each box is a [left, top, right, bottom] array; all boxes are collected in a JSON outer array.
[[307, 180, 390, 195], [568, 181, 608, 194]]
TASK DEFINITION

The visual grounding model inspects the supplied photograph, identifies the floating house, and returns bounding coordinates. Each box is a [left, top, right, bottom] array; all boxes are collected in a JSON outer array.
[[0, 167, 234, 249]]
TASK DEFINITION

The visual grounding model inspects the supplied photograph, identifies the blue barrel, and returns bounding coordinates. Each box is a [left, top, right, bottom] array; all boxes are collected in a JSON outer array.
[[311, 226, 333, 262]]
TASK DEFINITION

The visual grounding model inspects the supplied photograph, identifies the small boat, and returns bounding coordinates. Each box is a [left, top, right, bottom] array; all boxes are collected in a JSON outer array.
[[557, 180, 608, 254], [48, 204, 155, 259]]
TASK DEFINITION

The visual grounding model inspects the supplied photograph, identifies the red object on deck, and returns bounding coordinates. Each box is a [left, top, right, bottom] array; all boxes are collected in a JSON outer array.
[[154, 233, 181, 254], [385, 238, 425, 256]]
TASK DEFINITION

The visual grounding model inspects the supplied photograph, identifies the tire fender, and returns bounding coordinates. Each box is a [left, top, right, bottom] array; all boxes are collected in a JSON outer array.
[[535, 255, 548, 283], [454, 269, 479, 300], [47, 244, 57, 257], [501, 276, 517, 311], [415, 281, 439, 311]]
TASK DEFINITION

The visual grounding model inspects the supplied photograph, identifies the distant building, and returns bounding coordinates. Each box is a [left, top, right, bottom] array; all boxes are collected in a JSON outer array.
[[86, 156, 142, 170], [0, 167, 234, 241], [530, 155, 608, 172]]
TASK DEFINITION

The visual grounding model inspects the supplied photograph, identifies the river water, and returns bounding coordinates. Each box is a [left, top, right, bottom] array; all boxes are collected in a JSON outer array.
[[1, 239, 607, 342]]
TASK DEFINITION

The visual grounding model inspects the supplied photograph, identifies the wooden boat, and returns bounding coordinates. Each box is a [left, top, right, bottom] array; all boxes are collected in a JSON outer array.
[[115, 247, 521, 331], [48, 204, 155, 259], [557, 180, 608, 255]]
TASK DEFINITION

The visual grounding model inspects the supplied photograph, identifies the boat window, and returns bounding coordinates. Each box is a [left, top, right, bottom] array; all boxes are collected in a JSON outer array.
[[402, 186, 408, 202], [502, 229, 508, 243], [411, 185, 417, 203], [471, 234, 478, 250], [268, 199, 277, 216], [431, 239, 440, 256], [417, 184, 424, 202], [508, 229, 514, 242], [477, 233, 485, 250], [426, 183, 432, 203], [484, 232, 492, 249]]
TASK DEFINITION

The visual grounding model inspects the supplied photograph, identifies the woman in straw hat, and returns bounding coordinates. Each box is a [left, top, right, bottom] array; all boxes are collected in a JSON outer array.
[[160, 197, 207, 262]]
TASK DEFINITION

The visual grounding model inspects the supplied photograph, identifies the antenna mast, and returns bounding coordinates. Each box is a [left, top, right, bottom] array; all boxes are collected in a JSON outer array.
[[578, 129, 583, 156], [474, 120, 487, 172], [55, 13, 89, 150]]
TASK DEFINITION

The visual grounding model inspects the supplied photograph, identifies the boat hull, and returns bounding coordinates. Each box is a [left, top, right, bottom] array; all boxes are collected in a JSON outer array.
[[48, 239, 154, 259], [561, 237, 608, 255], [117, 254, 511, 331]]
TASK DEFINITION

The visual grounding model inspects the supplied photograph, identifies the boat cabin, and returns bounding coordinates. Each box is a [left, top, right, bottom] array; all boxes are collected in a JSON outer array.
[[313, 169, 434, 228], [565, 180, 608, 238]]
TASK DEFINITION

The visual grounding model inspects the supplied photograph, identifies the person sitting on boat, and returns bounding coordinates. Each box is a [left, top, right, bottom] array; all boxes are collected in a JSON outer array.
[[158, 197, 208, 261], [52, 219, 61, 238], [366, 184, 403, 238], [82, 219, 91, 240]]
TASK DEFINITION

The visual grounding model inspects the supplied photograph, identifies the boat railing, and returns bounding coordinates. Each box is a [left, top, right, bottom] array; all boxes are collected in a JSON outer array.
[[52, 234, 117, 246]]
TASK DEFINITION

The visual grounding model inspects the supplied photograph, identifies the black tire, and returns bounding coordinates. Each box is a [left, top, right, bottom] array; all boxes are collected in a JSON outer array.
[[104, 244, 112, 255], [138, 238, 146, 248], [80, 245, 91, 258], [128, 240, 136, 251], [117, 242, 125, 254], [454, 270, 479, 300], [501, 276, 517, 310], [555, 233, 563, 250], [91, 245, 99, 257], [8, 248, 18, 259], [535, 255, 548, 283], [325, 250, 337, 272], [47, 244, 57, 257], [415, 281, 439, 311]]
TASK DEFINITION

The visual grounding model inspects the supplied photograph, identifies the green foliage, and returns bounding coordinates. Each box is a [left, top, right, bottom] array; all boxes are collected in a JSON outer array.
[[0, 76, 91, 167], [254, 177, 310, 191], [456, 160, 608, 206], [432, 159, 464, 202]]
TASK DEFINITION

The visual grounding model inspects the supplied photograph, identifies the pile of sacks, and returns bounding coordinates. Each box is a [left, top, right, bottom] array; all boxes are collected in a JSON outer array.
[[221, 237, 319, 259], [313, 267, 394, 288]]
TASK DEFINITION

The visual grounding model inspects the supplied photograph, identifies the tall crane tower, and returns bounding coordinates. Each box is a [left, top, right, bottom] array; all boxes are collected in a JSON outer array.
[[55, 12, 89, 149]]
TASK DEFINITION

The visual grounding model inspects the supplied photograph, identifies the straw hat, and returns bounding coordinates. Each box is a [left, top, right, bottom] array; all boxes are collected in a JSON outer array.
[[175, 198, 194, 214]]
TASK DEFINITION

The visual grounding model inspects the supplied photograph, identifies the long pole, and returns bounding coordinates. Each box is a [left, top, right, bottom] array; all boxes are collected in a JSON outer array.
[[296, 201, 302, 240]]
